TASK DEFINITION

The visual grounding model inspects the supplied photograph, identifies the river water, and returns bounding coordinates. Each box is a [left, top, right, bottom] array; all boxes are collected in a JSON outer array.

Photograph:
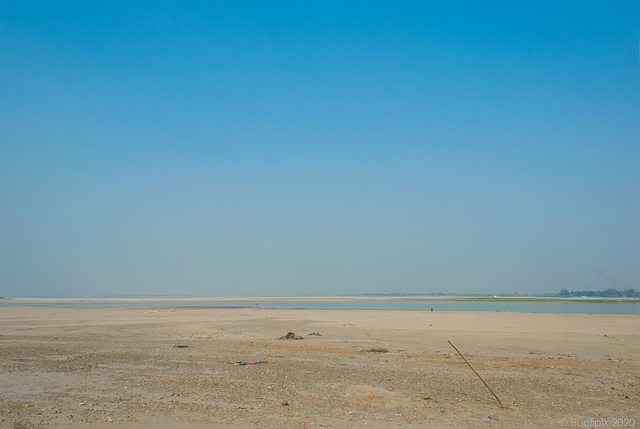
[[1, 300, 638, 314]]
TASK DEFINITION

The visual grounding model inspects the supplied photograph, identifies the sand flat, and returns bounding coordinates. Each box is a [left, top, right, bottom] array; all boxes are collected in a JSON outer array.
[[0, 306, 638, 428]]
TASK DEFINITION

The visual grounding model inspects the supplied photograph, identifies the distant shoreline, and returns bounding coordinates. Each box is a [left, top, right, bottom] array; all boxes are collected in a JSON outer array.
[[2, 295, 639, 304]]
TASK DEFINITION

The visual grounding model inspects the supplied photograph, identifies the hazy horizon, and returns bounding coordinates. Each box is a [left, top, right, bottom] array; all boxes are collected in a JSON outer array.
[[2, 2, 639, 298], [0, 291, 568, 299]]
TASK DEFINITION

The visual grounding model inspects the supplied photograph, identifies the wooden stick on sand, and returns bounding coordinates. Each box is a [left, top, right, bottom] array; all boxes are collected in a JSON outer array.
[[448, 340, 505, 409]]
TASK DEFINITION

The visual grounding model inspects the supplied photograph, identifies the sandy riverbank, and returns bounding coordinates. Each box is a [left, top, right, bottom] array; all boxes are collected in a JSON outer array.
[[0, 296, 460, 303], [3, 295, 638, 304], [1, 307, 638, 428]]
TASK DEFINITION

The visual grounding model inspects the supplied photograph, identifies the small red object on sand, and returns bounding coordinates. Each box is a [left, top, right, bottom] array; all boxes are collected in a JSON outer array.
[[234, 361, 271, 366]]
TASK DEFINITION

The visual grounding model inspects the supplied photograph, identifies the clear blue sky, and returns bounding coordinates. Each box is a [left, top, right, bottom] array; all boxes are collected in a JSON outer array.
[[1, 1, 639, 297]]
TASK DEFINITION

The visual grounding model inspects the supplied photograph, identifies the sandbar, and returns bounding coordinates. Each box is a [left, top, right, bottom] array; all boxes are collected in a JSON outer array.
[[0, 306, 638, 428]]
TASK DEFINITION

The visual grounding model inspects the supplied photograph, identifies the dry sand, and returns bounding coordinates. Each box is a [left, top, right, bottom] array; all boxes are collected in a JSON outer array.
[[0, 306, 638, 428]]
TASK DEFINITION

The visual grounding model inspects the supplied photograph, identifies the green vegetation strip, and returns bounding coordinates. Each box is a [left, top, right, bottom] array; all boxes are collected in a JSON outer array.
[[403, 297, 640, 303]]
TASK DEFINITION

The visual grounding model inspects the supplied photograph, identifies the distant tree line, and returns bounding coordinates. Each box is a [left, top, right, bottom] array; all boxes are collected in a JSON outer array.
[[557, 288, 639, 298]]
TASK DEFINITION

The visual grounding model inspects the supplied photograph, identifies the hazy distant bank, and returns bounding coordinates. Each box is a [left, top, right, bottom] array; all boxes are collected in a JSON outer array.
[[2, 295, 639, 304]]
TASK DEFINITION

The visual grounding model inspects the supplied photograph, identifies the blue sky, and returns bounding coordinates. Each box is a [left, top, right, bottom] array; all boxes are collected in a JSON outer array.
[[1, 1, 639, 297]]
